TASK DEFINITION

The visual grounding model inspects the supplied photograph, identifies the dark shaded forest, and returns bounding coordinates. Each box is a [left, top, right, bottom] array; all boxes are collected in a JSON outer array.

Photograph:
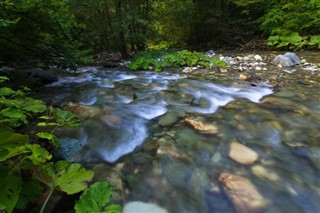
[[1, 0, 320, 69]]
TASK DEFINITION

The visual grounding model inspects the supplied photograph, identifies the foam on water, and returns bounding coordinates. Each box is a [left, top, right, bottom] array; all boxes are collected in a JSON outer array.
[[48, 69, 272, 163]]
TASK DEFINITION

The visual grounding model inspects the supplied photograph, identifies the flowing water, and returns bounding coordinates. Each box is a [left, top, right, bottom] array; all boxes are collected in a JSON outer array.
[[35, 53, 320, 213]]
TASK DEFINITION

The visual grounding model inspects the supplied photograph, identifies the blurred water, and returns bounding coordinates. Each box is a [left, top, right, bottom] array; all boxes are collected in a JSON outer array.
[[35, 66, 320, 213]]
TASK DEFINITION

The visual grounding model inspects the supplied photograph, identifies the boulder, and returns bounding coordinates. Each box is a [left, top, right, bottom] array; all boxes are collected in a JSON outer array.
[[272, 52, 301, 67]]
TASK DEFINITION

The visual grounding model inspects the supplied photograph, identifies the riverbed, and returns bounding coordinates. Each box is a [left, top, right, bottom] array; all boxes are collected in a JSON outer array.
[[35, 51, 320, 213]]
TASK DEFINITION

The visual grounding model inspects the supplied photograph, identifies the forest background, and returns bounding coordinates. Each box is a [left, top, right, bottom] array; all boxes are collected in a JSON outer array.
[[1, 0, 320, 69]]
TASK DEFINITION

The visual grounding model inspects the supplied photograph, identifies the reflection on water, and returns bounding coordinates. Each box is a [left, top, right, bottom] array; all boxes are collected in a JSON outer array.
[[36, 66, 320, 213]]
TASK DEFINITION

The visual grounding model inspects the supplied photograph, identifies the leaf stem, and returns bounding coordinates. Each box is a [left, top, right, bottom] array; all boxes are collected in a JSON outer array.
[[40, 188, 54, 213]]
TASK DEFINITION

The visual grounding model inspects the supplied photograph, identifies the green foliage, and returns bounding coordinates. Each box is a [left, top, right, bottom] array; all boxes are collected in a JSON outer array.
[[129, 50, 226, 72], [267, 33, 320, 49], [0, 169, 22, 213], [233, 0, 320, 49], [0, 75, 98, 212], [0, 0, 92, 69], [36, 161, 94, 195], [75, 181, 122, 213]]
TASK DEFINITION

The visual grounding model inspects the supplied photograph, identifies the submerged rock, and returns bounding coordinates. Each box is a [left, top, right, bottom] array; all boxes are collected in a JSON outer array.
[[184, 117, 218, 134], [272, 52, 301, 67], [219, 172, 267, 213], [158, 112, 181, 127], [123, 201, 168, 213], [229, 142, 258, 165], [62, 103, 101, 120]]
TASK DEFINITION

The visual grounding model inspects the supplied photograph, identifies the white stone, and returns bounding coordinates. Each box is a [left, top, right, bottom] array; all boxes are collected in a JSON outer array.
[[255, 66, 262, 71], [254, 55, 263, 61], [123, 201, 168, 213]]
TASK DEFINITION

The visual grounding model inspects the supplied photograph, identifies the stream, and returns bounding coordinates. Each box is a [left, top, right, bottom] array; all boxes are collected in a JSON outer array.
[[34, 52, 320, 213]]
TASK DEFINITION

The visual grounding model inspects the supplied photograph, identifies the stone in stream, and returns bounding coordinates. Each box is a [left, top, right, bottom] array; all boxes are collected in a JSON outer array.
[[184, 117, 218, 134], [158, 111, 181, 127], [123, 201, 168, 213], [62, 103, 101, 120], [219, 172, 267, 213], [272, 52, 301, 67], [229, 142, 258, 165]]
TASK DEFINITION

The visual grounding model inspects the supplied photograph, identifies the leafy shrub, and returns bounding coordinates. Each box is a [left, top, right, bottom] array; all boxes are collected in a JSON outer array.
[[267, 32, 320, 50], [128, 50, 226, 72], [0, 75, 120, 213]]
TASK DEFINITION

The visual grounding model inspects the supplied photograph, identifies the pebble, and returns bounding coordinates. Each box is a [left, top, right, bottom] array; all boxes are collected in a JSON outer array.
[[229, 142, 258, 165]]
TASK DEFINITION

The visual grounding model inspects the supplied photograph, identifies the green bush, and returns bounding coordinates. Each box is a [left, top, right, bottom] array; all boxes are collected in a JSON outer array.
[[128, 50, 226, 72], [0, 75, 120, 213]]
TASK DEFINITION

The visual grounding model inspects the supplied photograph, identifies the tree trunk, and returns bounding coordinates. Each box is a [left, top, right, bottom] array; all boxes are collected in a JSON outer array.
[[115, 0, 128, 58]]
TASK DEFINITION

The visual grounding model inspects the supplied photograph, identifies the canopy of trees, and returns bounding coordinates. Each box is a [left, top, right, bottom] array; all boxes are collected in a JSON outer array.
[[1, 0, 319, 68]]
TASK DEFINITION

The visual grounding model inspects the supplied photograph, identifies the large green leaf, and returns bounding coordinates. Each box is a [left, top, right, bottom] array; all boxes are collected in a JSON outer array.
[[53, 108, 80, 128], [0, 169, 22, 213], [20, 97, 46, 113], [0, 127, 29, 147], [0, 146, 29, 162], [23, 144, 52, 165], [0, 87, 16, 96], [104, 204, 122, 213], [40, 161, 94, 195], [75, 182, 121, 213], [15, 180, 43, 209], [0, 108, 27, 122]]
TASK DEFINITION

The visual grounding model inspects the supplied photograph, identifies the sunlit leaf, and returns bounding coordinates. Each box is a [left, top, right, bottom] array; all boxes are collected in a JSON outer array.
[[0, 87, 16, 96], [36, 132, 60, 146], [75, 182, 121, 213], [53, 108, 80, 128], [20, 97, 46, 113], [40, 161, 94, 194], [23, 144, 52, 165]]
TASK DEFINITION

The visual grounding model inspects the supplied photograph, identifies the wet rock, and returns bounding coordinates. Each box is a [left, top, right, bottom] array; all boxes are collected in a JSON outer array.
[[189, 169, 210, 194], [55, 136, 84, 162], [163, 163, 190, 187], [219, 172, 267, 213], [123, 201, 168, 213], [182, 67, 192, 73], [62, 103, 101, 120], [272, 52, 301, 67], [254, 55, 263, 61], [205, 49, 216, 57], [251, 165, 280, 182], [261, 97, 309, 113], [176, 128, 204, 147], [239, 74, 248, 80], [229, 142, 258, 165], [158, 112, 181, 127], [184, 117, 218, 134]]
